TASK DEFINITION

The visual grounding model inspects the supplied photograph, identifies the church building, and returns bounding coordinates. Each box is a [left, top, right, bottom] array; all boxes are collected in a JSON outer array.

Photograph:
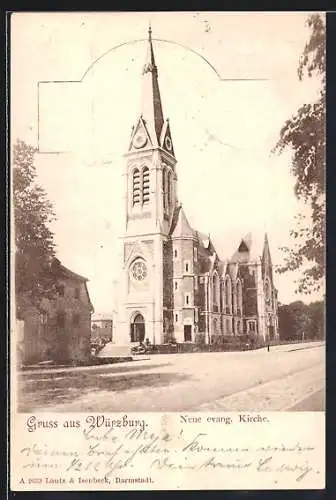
[[114, 27, 279, 346]]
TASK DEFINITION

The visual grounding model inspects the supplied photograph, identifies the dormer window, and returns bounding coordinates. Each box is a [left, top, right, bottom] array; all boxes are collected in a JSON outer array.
[[58, 285, 64, 297]]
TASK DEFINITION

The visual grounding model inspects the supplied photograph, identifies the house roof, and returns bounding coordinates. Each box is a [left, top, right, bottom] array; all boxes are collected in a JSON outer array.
[[51, 258, 94, 312], [51, 258, 88, 282]]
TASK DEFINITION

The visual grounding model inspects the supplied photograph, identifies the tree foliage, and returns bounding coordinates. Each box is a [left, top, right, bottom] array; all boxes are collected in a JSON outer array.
[[13, 139, 57, 316], [278, 300, 324, 341], [273, 14, 325, 294]]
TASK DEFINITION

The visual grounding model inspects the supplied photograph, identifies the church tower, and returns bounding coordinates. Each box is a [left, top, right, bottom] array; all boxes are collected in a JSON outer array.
[[115, 26, 178, 345]]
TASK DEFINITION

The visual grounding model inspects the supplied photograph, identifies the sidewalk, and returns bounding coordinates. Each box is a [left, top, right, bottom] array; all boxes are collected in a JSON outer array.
[[18, 356, 152, 377]]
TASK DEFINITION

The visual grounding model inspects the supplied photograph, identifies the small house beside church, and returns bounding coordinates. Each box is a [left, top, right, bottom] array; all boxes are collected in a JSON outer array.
[[17, 258, 94, 365]]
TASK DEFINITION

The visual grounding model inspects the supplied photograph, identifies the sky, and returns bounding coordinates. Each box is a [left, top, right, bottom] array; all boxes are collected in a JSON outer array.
[[11, 11, 325, 315]]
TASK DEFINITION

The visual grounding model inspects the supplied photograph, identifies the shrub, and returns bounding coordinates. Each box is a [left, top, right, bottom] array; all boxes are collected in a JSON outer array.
[[195, 333, 205, 344]]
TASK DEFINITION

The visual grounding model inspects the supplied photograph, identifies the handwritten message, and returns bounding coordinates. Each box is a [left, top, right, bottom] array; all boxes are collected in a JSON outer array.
[[11, 412, 324, 490]]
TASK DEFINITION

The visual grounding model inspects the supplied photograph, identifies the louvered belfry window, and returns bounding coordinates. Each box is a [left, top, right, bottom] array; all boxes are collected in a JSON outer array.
[[142, 167, 150, 204], [133, 168, 140, 205]]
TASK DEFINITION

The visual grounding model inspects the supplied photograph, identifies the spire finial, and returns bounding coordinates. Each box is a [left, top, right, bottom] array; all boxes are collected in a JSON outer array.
[[148, 22, 152, 40]]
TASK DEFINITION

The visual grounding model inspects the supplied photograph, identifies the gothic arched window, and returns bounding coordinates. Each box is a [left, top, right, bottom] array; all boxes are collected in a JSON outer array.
[[132, 168, 140, 206], [162, 167, 167, 210], [225, 275, 232, 314], [237, 279, 243, 315], [142, 167, 150, 204], [167, 170, 172, 205], [212, 273, 220, 312]]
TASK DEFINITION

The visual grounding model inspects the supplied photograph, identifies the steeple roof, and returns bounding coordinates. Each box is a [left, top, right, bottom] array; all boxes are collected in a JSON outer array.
[[171, 204, 195, 239], [140, 25, 165, 146]]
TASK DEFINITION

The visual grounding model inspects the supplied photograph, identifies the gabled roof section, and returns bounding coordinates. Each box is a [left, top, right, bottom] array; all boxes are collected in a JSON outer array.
[[196, 231, 211, 250], [160, 119, 175, 157], [128, 115, 153, 152], [238, 240, 249, 253], [230, 233, 255, 263]]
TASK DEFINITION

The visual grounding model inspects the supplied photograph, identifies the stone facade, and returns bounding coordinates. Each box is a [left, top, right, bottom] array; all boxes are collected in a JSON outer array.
[[18, 258, 94, 365], [114, 28, 279, 346]]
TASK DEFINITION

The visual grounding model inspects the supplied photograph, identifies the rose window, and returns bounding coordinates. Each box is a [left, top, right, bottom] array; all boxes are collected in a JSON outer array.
[[132, 260, 147, 281]]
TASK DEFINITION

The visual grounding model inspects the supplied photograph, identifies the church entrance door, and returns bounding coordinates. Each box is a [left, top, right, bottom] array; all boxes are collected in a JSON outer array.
[[184, 325, 192, 342], [130, 313, 145, 343]]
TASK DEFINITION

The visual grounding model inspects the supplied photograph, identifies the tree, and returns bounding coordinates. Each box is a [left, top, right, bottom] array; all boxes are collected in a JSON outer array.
[[13, 139, 57, 316], [278, 299, 324, 341], [273, 14, 325, 294], [308, 300, 324, 339], [278, 301, 310, 341]]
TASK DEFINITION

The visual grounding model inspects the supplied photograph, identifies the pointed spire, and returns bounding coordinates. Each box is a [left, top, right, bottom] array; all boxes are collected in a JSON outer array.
[[140, 25, 165, 145], [264, 232, 269, 246], [263, 233, 270, 252], [262, 232, 272, 267], [263, 233, 270, 255], [143, 23, 156, 75]]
